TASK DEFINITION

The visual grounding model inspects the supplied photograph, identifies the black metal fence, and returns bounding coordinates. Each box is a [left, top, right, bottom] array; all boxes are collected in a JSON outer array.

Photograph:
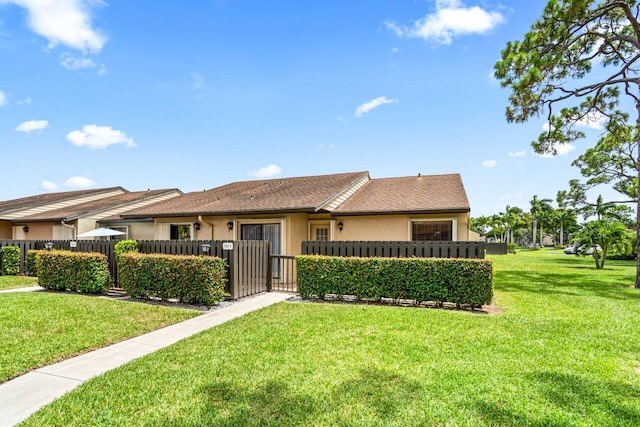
[[270, 255, 297, 292], [302, 241, 486, 259]]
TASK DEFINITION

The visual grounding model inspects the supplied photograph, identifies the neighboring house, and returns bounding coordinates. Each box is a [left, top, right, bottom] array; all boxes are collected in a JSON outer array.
[[121, 171, 471, 256], [0, 188, 182, 240]]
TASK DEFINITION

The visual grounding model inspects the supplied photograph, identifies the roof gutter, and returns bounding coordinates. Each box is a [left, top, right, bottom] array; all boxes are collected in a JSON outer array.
[[198, 215, 214, 240], [333, 208, 471, 217]]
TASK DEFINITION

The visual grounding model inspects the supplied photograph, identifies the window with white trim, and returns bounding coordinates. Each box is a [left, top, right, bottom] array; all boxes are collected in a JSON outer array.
[[412, 221, 452, 241]]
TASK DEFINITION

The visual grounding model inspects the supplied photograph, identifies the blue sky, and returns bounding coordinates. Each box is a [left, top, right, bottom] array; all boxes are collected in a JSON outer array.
[[0, 0, 618, 217]]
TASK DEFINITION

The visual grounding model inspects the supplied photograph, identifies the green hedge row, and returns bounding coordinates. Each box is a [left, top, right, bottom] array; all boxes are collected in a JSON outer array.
[[1, 246, 20, 275], [296, 255, 493, 307], [119, 253, 227, 305], [37, 250, 112, 294], [26, 250, 42, 276]]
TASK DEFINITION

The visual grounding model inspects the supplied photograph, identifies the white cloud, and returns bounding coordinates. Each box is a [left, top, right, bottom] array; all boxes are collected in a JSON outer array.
[[66, 125, 136, 149], [191, 72, 206, 90], [0, 90, 7, 106], [318, 144, 335, 149], [354, 96, 396, 118], [65, 176, 95, 188], [17, 96, 32, 106], [543, 111, 607, 132], [538, 143, 575, 158], [41, 180, 58, 191], [386, 0, 505, 45], [508, 150, 527, 157], [482, 159, 497, 168], [59, 54, 107, 75], [15, 119, 49, 133], [2, 0, 107, 53], [249, 164, 282, 178], [577, 111, 606, 129]]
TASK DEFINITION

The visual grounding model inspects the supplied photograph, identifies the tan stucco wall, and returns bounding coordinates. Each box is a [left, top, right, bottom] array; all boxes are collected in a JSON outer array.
[[331, 213, 470, 242], [128, 222, 155, 240], [150, 211, 471, 255], [22, 222, 57, 240], [197, 214, 306, 255], [77, 218, 98, 237]]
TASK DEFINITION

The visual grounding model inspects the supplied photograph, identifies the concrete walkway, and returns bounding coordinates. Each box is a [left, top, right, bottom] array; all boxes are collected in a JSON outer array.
[[0, 286, 44, 294], [0, 291, 291, 427]]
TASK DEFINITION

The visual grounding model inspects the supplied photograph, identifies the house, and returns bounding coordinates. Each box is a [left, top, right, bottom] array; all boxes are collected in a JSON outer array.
[[120, 171, 471, 256], [0, 188, 182, 240]]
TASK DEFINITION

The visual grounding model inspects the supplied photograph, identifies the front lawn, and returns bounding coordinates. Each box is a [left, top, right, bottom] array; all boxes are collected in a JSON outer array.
[[0, 275, 38, 290], [0, 292, 200, 383], [23, 250, 640, 426]]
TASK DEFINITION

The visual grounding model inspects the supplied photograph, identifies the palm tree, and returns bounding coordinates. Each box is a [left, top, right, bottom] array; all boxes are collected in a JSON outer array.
[[530, 195, 552, 247], [503, 205, 525, 244]]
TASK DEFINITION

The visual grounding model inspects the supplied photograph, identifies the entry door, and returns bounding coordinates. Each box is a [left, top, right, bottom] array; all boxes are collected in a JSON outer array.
[[241, 223, 282, 278], [240, 223, 281, 254]]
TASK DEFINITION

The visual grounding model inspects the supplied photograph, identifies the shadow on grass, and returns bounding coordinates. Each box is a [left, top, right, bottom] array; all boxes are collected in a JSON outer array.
[[474, 371, 640, 425], [152, 368, 425, 426]]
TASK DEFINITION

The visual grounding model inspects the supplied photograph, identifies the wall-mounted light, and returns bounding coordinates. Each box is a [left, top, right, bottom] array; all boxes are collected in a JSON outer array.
[[194, 221, 201, 231], [22, 225, 29, 233], [337, 221, 344, 232], [200, 243, 211, 255], [44, 242, 54, 250], [227, 221, 234, 231]]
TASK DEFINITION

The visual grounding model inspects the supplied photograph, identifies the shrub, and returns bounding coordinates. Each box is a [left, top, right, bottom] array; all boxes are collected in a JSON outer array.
[[296, 255, 493, 307], [507, 243, 517, 254], [114, 239, 138, 262], [119, 253, 227, 305], [25, 250, 43, 276], [37, 250, 112, 294], [1, 246, 21, 276]]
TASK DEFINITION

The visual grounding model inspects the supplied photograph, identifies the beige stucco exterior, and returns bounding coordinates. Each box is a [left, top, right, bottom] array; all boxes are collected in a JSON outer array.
[[145, 211, 470, 256]]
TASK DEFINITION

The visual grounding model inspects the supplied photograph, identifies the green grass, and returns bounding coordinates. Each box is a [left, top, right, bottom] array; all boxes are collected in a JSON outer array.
[[22, 250, 640, 426], [0, 275, 38, 290], [0, 292, 200, 383]]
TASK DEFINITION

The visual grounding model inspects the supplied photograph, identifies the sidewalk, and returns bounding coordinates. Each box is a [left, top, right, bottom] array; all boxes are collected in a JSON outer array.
[[0, 291, 291, 427], [0, 286, 44, 294]]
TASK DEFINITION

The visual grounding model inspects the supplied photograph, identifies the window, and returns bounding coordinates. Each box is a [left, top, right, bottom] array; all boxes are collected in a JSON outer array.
[[412, 221, 452, 241], [315, 227, 329, 241], [170, 224, 192, 240]]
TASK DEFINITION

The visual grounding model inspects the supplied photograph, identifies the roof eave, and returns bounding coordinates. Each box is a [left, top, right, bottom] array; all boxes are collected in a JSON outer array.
[[333, 208, 470, 217], [122, 207, 318, 219]]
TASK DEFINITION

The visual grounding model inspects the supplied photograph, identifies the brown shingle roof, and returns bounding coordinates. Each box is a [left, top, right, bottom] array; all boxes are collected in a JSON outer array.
[[0, 187, 125, 215], [122, 172, 369, 218], [333, 174, 470, 215], [21, 189, 182, 221]]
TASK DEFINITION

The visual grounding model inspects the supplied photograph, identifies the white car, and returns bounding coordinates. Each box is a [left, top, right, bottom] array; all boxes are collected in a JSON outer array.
[[566, 245, 601, 255]]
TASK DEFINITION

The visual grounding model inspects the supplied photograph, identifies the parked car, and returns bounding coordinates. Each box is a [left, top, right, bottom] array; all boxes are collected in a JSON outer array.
[[565, 245, 602, 255]]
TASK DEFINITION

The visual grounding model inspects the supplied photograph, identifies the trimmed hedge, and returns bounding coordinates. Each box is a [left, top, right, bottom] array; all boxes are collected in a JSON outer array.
[[37, 250, 112, 294], [296, 255, 493, 307], [25, 250, 42, 276], [119, 253, 227, 305], [1, 246, 20, 276], [114, 239, 138, 262]]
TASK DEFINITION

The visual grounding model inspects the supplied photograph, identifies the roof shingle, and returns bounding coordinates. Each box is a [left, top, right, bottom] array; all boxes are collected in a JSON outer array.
[[333, 174, 470, 215], [122, 172, 369, 218], [21, 189, 182, 221]]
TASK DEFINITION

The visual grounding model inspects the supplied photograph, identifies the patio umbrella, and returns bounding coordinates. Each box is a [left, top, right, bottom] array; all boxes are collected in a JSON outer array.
[[76, 227, 126, 238]]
